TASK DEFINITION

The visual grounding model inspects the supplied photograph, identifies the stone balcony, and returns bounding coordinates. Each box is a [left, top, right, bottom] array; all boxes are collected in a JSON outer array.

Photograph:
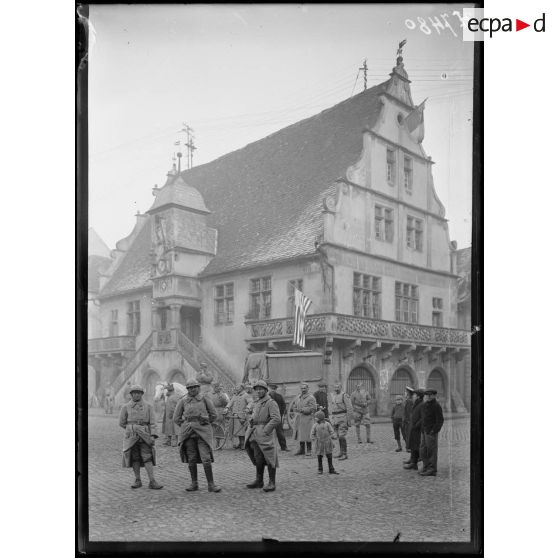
[[246, 313, 470, 348], [88, 335, 136, 355]]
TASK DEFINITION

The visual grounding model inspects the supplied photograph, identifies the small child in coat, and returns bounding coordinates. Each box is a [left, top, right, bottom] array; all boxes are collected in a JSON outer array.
[[310, 411, 339, 475]]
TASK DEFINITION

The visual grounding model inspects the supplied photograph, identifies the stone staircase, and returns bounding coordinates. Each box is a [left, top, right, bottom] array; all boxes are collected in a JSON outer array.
[[176, 330, 237, 393], [109, 329, 237, 402]]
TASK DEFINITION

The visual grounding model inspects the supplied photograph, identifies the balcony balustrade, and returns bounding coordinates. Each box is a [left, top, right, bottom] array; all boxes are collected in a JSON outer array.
[[246, 313, 469, 347], [88, 335, 136, 354]]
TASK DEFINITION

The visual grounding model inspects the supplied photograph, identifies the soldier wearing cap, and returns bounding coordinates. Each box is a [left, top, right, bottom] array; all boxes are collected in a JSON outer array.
[[403, 388, 426, 470], [313, 381, 329, 418], [292, 383, 318, 456], [118, 384, 163, 490], [419, 389, 444, 476], [402, 386, 415, 453], [330, 383, 354, 460], [224, 384, 252, 449], [162, 383, 181, 447], [245, 380, 281, 492], [350, 383, 373, 444], [173, 378, 221, 493]]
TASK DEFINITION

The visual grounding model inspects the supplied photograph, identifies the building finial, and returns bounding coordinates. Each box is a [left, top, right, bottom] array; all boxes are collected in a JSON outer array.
[[177, 151, 183, 173], [396, 39, 407, 65]]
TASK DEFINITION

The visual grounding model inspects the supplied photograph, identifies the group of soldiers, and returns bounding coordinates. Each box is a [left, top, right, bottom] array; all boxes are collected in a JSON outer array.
[[117, 376, 445, 492]]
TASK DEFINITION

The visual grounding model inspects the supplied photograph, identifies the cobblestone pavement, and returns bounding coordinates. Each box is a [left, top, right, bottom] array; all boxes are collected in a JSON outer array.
[[87, 412, 470, 542]]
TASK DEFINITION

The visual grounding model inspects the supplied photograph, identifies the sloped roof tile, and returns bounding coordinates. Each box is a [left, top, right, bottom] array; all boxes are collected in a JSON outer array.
[[99, 83, 387, 293]]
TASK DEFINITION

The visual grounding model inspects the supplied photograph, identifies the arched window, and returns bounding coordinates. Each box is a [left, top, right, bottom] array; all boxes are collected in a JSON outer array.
[[427, 369, 445, 400], [390, 368, 414, 402]]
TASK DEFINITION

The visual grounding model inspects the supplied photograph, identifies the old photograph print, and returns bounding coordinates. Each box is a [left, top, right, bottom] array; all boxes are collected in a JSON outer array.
[[83, 3, 476, 546]]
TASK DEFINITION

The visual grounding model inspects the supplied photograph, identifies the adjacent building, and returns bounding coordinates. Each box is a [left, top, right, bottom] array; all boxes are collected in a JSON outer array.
[[88, 51, 470, 415]]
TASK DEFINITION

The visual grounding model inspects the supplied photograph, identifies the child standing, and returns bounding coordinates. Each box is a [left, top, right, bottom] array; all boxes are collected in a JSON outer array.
[[310, 411, 339, 475], [391, 395, 405, 452]]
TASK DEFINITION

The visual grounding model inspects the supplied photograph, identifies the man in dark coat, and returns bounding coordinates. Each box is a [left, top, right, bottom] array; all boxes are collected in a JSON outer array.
[[313, 382, 329, 418], [403, 388, 425, 470], [402, 386, 414, 452], [268, 383, 288, 451], [419, 389, 445, 476]]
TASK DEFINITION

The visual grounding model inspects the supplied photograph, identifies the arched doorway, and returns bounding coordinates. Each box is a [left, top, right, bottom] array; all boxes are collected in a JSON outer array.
[[169, 369, 186, 386], [144, 370, 162, 402], [390, 368, 414, 403], [346, 364, 377, 416], [180, 307, 201, 344], [427, 369, 446, 406]]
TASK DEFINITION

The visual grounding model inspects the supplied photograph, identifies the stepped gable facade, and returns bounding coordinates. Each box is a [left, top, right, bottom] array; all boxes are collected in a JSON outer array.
[[88, 52, 470, 414]]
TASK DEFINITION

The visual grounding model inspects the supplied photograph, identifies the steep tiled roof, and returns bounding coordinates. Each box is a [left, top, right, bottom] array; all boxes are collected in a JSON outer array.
[[182, 83, 387, 276], [99, 219, 153, 296], [88, 255, 112, 293], [99, 82, 388, 294]]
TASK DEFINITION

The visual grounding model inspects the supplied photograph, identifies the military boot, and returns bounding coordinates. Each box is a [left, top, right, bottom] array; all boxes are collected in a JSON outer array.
[[356, 426, 362, 444], [327, 454, 339, 474], [337, 438, 348, 460], [365, 425, 373, 443], [294, 442, 306, 456], [131, 478, 142, 489], [263, 467, 276, 492], [185, 464, 199, 491], [247, 464, 264, 488], [204, 464, 221, 493], [238, 436, 245, 449]]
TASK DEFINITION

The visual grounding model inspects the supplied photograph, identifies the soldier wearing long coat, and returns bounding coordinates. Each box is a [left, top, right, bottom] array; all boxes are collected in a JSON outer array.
[[419, 389, 444, 476], [173, 379, 221, 493], [119, 384, 163, 490], [225, 385, 252, 448], [245, 380, 281, 492], [292, 383, 317, 455], [162, 385, 181, 446], [403, 389, 425, 470]]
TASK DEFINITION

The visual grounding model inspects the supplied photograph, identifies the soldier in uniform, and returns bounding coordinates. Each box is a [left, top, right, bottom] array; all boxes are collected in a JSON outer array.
[[313, 381, 329, 418], [162, 383, 181, 447], [224, 384, 252, 449], [404, 388, 425, 470], [210, 382, 230, 425], [402, 386, 414, 453], [118, 385, 163, 490], [419, 388, 444, 476], [330, 383, 354, 460], [173, 379, 222, 493], [245, 380, 281, 492], [268, 383, 288, 451], [292, 383, 317, 456], [350, 383, 373, 444]]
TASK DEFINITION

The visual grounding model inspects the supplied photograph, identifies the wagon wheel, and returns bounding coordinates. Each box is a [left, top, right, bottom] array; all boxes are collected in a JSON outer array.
[[212, 423, 226, 451], [287, 400, 297, 430]]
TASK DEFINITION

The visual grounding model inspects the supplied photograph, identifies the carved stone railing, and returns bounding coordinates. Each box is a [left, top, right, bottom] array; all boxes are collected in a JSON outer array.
[[88, 335, 136, 354], [247, 313, 470, 347], [111, 334, 154, 400], [177, 330, 236, 393]]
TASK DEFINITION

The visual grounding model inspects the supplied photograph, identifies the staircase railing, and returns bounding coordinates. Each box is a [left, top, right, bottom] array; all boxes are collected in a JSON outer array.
[[177, 330, 237, 393], [111, 334, 154, 400]]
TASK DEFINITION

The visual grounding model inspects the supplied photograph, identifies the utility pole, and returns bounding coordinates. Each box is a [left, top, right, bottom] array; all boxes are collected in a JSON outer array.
[[359, 59, 368, 91]]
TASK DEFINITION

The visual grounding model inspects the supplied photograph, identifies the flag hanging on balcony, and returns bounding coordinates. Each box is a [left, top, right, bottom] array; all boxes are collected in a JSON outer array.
[[293, 288, 312, 348]]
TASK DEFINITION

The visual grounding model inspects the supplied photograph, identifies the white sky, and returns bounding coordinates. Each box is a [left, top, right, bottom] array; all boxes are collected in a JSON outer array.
[[88, 4, 474, 250]]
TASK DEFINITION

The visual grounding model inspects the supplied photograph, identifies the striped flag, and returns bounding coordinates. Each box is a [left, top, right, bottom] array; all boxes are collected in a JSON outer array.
[[404, 98, 427, 143], [293, 289, 312, 348]]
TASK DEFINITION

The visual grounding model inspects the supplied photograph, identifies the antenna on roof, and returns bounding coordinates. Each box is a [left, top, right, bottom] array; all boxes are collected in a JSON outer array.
[[180, 123, 197, 169], [359, 59, 368, 91]]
